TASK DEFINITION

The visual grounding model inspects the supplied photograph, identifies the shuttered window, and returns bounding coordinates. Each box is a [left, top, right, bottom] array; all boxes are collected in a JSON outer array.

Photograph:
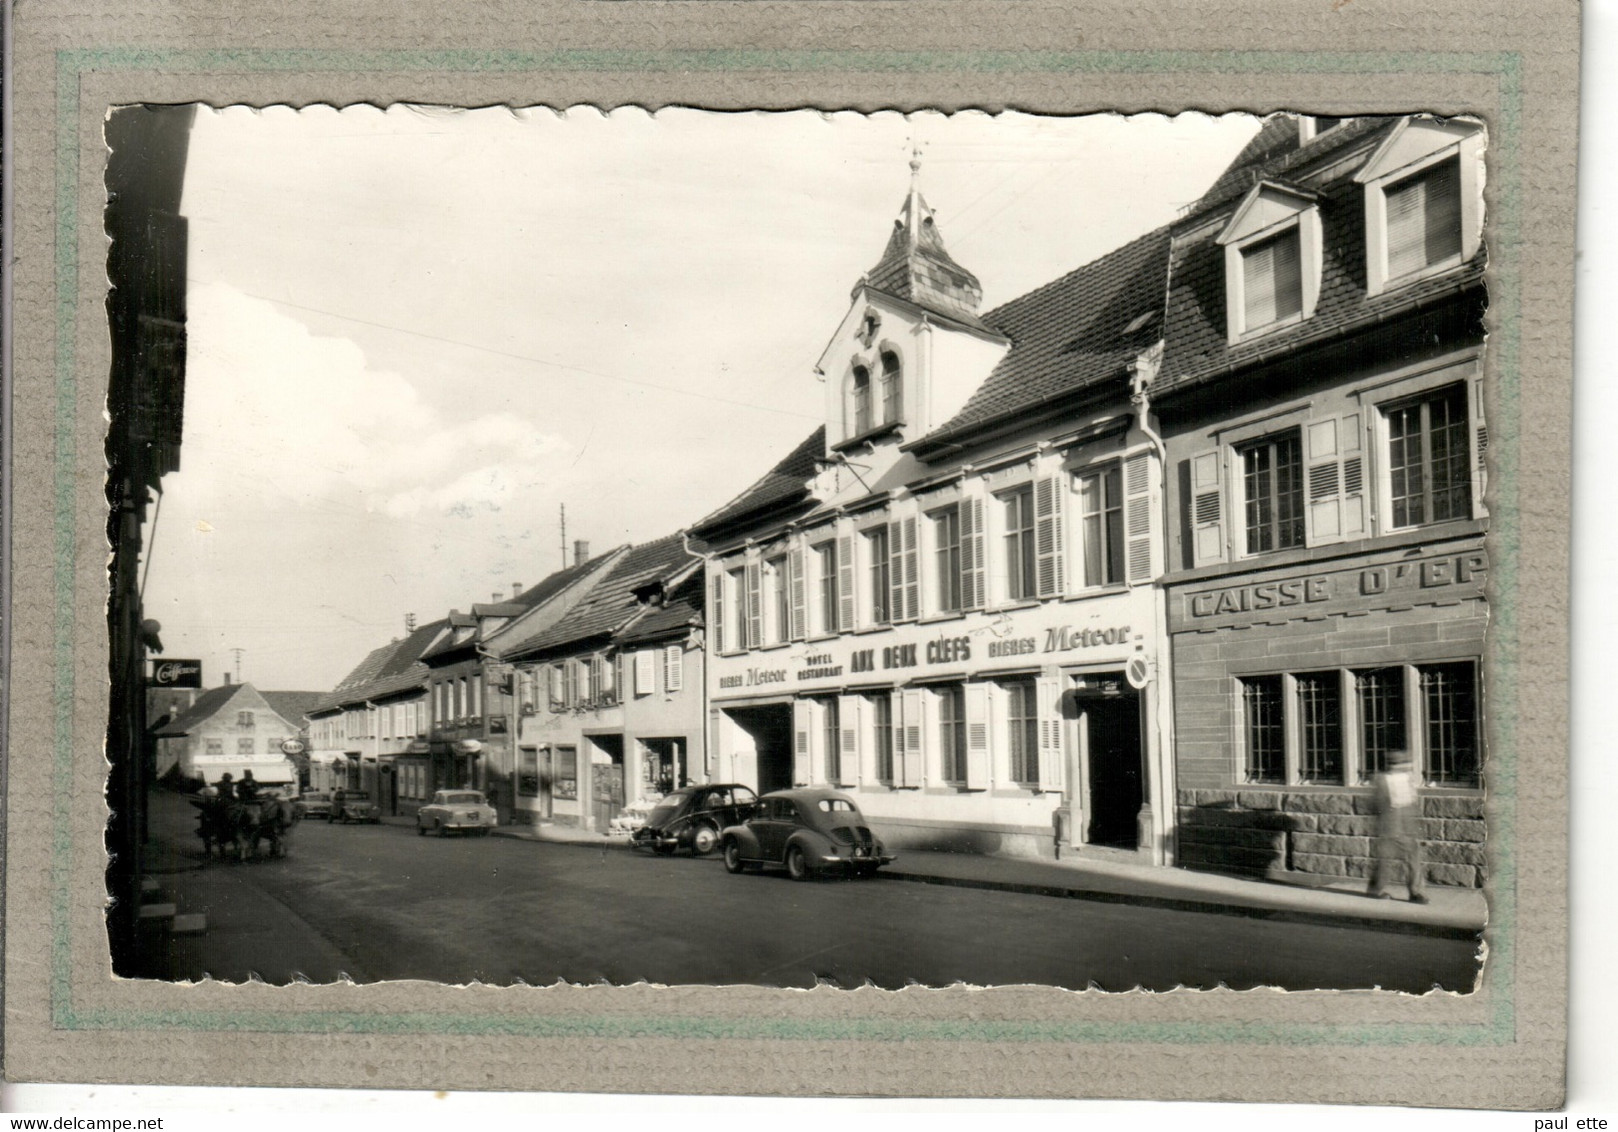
[[931, 506, 962, 613], [870, 693, 894, 783], [889, 515, 920, 623], [1033, 475, 1065, 597], [1386, 156, 1462, 280], [1079, 466, 1125, 587], [764, 555, 789, 645], [634, 650, 656, 695], [663, 645, 683, 694], [1239, 432, 1305, 553], [1385, 383, 1472, 529], [821, 698, 841, 784], [1005, 679, 1039, 786], [937, 685, 967, 783], [813, 542, 838, 635], [865, 527, 890, 625], [1241, 227, 1304, 329], [1002, 486, 1036, 600]]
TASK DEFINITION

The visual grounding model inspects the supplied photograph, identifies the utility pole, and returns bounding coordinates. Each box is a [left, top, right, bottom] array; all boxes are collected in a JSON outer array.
[[559, 503, 567, 572], [231, 647, 244, 684]]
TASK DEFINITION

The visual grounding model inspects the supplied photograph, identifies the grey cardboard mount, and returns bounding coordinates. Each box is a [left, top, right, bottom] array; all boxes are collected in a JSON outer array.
[[3, 0, 1577, 1107]]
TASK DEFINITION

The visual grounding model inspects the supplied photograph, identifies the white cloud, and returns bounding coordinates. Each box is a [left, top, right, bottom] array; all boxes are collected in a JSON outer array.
[[178, 282, 567, 517]]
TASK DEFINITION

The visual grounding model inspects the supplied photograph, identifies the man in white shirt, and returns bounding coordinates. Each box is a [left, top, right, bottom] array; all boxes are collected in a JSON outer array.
[[1370, 749, 1428, 903]]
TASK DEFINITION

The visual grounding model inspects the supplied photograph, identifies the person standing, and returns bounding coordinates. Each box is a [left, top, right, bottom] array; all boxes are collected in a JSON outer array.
[[1369, 749, 1428, 903]]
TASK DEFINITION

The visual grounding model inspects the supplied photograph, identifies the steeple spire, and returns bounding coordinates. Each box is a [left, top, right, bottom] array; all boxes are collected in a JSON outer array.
[[860, 149, 984, 321]]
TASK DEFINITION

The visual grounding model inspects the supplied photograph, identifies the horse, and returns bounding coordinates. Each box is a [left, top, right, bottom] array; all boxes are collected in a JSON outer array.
[[241, 796, 303, 860], [189, 795, 241, 860]]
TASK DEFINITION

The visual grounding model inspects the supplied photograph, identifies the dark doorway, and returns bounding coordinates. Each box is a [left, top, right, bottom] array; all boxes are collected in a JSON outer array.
[[725, 705, 793, 794], [1083, 692, 1143, 849], [589, 734, 626, 831]]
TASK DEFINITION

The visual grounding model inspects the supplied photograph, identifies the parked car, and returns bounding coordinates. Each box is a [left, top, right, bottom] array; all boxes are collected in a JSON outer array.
[[631, 783, 759, 856], [416, 789, 498, 837], [328, 789, 380, 824], [720, 788, 894, 880], [297, 790, 333, 819]]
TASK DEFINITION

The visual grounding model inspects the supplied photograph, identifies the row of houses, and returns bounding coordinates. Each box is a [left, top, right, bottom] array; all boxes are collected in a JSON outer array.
[[257, 113, 1488, 888]]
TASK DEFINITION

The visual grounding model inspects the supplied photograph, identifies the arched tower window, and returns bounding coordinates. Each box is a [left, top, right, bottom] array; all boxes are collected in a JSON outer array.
[[851, 365, 873, 436], [880, 351, 903, 424]]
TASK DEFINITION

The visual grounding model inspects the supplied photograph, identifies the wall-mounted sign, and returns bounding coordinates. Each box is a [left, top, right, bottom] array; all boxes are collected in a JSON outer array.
[[453, 739, 483, 756], [148, 658, 202, 687], [279, 739, 306, 756], [1126, 655, 1151, 690], [406, 740, 431, 755]]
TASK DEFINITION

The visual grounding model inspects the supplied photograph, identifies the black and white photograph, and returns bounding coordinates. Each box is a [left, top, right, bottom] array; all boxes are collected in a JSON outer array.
[[106, 105, 1489, 995]]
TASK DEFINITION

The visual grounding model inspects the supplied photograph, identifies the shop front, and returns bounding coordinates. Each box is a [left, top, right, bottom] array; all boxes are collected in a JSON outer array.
[[1166, 529, 1488, 887], [708, 586, 1173, 862]]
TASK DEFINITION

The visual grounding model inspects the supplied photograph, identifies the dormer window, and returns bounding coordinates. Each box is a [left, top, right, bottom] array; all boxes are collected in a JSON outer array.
[[1298, 115, 1346, 144], [1218, 181, 1323, 343], [1356, 117, 1483, 296]]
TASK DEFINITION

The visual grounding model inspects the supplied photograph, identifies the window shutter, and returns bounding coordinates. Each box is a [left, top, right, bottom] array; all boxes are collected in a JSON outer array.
[[1469, 378, 1489, 514], [1341, 413, 1366, 537], [1034, 475, 1065, 598], [559, 662, 574, 709], [634, 650, 655, 695], [1123, 453, 1155, 584], [964, 683, 991, 790], [960, 493, 986, 610], [900, 689, 924, 787], [1036, 677, 1065, 792], [1303, 415, 1366, 544], [891, 514, 919, 622], [1243, 228, 1303, 328], [792, 699, 812, 787], [601, 654, 617, 698], [711, 571, 726, 653], [1387, 157, 1461, 279], [836, 534, 855, 633], [664, 645, 683, 693], [1190, 449, 1225, 567], [788, 544, 807, 641], [744, 561, 762, 651], [838, 694, 862, 786]]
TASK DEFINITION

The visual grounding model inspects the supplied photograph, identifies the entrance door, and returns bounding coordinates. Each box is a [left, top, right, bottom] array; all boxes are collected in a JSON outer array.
[[726, 706, 793, 794], [589, 734, 626, 830], [1083, 694, 1143, 849]]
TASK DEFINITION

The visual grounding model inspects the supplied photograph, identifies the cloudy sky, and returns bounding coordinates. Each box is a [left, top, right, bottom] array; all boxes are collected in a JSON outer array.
[[140, 107, 1261, 691]]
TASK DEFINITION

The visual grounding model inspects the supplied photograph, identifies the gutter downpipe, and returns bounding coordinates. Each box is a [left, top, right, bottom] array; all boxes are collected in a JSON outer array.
[[682, 530, 714, 785], [1130, 343, 1177, 869]]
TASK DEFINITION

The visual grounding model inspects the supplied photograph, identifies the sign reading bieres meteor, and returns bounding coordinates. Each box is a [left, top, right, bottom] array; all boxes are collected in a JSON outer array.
[[148, 658, 202, 687]]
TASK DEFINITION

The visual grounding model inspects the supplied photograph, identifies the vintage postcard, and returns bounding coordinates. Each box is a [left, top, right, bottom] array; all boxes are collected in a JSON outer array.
[[1, 0, 1577, 1109]]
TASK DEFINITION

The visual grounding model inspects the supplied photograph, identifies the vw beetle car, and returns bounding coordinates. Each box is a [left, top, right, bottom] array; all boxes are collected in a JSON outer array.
[[416, 789, 498, 836], [720, 787, 894, 880], [328, 789, 380, 824], [630, 783, 759, 856]]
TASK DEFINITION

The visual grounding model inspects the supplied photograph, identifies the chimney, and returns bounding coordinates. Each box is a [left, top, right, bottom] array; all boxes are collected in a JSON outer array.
[[223, 672, 233, 686], [573, 539, 590, 566], [493, 592, 502, 603], [511, 582, 522, 600]]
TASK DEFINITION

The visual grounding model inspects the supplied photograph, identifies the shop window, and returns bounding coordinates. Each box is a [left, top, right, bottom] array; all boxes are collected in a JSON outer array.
[[931, 505, 963, 614], [518, 748, 539, 797], [937, 685, 967, 783], [864, 526, 890, 626], [869, 693, 894, 783], [1238, 431, 1305, 554], [1001, 486, 1036, 601], [1004, 679, 1039, 786], [1077, 465, 1125, 587], [1240, 675, 1286, 784], [1383, 383, 1472, 530]]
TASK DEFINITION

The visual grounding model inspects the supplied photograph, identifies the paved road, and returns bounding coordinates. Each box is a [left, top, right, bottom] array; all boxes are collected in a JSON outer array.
[[139, 793, 1481, 992]]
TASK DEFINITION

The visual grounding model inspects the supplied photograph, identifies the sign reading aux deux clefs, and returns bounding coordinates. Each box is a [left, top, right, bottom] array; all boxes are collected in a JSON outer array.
[[148, 658, 202, 687]]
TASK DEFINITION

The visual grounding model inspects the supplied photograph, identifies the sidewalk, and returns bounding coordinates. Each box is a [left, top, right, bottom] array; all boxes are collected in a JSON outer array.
[[486, 818, 1486, 938]]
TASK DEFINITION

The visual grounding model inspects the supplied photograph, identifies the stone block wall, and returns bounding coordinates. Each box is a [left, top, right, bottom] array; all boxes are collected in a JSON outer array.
[[1177, 788, 1486, 887]]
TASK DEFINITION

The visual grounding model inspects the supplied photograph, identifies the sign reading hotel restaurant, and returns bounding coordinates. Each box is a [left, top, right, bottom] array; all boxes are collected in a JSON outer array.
[[148, 658, 202, 687], [713, 591, 1150, 694], [1175, 547, 1488, 631]]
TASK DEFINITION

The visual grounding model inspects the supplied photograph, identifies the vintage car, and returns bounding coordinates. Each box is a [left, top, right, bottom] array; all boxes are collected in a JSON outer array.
[[720, 788, 894, 880], [297, 790, 333, 819], [415, 789, 498, 836], [630, 783, 759, 856], [328, 789, 380, 824]]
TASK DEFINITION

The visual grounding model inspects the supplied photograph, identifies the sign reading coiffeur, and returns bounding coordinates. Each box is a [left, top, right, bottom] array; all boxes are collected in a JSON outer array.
[[148, 658, 202, 687]]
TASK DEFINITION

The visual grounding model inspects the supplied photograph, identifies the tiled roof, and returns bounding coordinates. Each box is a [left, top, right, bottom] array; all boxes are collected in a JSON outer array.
[[377, 619, 448, 678], [863, 183, 992, 332], [1187, 116, 1385, 216], [689, 426, 825, 538], [512, 533, 698, 657], [916, 226, 1173, 446], [152, 684, 239, 737], [331, 642, 396, 695], [1158, 118, 1485, 395], [615, 567, 705, 646], [261, 691, 324, 727]]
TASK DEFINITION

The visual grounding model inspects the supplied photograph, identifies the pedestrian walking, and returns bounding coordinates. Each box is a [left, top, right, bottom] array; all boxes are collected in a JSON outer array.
[[1369, 749, 1428, 904]]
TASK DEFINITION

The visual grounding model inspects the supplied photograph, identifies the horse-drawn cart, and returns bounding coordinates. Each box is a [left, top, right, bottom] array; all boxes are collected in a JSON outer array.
[[189, 792, 304, 862]]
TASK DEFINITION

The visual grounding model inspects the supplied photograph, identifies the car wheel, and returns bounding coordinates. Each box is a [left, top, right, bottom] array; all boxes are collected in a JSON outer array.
[[723, 839, 746, 875], [437, 819, 448, 837], [785, 845, 810, 882], [690, 823, 720, 856]]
